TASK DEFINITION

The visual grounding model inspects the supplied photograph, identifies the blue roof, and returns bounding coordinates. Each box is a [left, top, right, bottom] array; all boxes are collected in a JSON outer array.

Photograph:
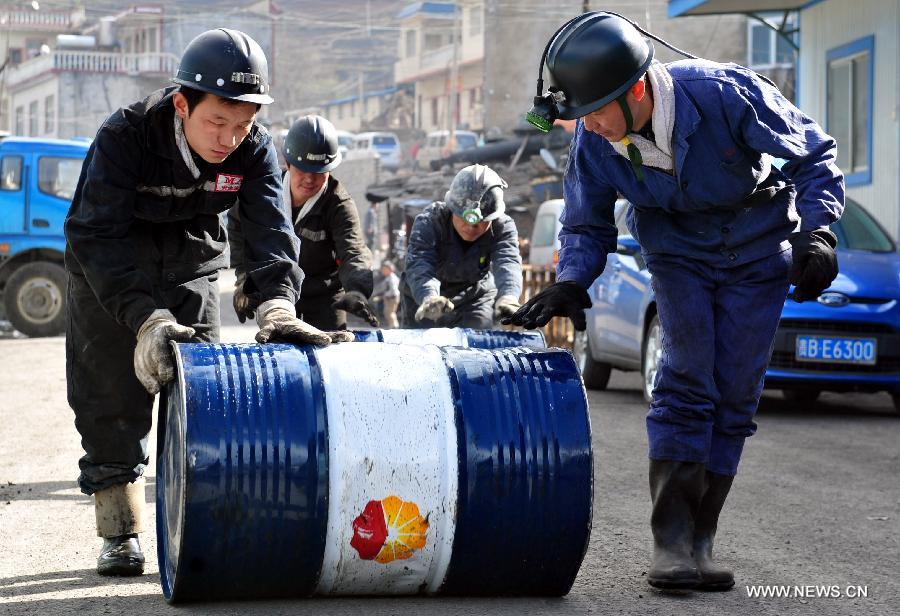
[[324, 87, 400, 108], [668, 0, 811, 17], [396, 2, 456, 20]]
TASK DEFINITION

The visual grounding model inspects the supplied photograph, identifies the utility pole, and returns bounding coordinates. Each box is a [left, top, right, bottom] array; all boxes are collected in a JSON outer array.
[[446, 2, 461, 138]]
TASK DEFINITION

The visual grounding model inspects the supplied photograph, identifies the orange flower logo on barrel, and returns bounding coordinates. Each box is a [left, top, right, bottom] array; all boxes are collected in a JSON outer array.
[[350, 495, 429, 563]]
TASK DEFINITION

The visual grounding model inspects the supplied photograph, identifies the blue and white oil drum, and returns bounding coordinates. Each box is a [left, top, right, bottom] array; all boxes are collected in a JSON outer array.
[[158, 342, 592, 602], [352, 327, 546, 349]]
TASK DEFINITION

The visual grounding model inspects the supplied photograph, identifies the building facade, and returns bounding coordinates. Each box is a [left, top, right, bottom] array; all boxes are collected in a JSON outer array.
[[3, 3, 274, 140]]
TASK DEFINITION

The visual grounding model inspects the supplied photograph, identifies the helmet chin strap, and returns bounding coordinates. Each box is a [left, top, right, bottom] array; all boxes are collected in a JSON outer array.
[[616, 96, 645, 182]]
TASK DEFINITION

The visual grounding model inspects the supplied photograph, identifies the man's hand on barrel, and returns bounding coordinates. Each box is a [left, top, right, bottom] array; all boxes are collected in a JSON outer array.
[[501, 281, 592, 331], [493, 295, 521, 321], [331, 291, 379, 327], [415, 295, 455, 322], [232, 274, 261, 324], [255, 299, 355, 345], [134, 309, 196, 395]]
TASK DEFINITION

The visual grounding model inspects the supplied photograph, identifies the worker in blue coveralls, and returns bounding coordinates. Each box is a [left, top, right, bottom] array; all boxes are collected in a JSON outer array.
[[400, 164, 523, 329], [505, 12, 843, 591]]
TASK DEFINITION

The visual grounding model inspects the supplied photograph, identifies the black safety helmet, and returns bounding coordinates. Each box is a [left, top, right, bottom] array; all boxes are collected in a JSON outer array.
[[283, 115, 342, 173], [546, 12, 653, 120], [173, 28, 274, 104]]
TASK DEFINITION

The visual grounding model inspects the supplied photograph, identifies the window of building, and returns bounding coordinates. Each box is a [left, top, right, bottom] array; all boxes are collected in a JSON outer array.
[[28, 100, 39, 136], [0, 157, 23, 191], [469, 4, 482, 36], [431, 98, 439, 127], [748, 12, 796, 69], [148, 27, 158, 52], [44, 95, 54, 134], [38, 157, 84, 201], [424, 33, 443, 51], [405, 30, 417, 58], [827, 35, 874, 186], [14, 106, 24, 135]]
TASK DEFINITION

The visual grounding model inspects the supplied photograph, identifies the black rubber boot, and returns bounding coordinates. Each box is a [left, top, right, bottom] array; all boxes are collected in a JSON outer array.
[[647, 459, 705, 590], [97, 534, 145, 576], [694, 471, 735, 591]]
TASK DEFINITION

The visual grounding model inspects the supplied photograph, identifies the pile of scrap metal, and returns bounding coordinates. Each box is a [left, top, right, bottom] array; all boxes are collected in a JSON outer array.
[[365, 124, 573, 269]]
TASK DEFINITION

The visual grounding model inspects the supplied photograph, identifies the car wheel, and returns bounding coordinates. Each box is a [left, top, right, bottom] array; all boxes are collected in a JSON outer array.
[[641, 315, 662, 403], [573, 330, 612, 390], [3, 262, 67, 338], [782, 389, 821, 404]]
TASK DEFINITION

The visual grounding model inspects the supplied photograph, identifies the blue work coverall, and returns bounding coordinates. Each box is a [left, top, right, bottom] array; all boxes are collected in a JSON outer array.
[[400, 202, 522, 329], [560, 60, 844, 475]]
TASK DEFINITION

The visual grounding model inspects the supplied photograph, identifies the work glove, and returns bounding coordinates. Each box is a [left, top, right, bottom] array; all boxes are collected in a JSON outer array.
[[788, 229, 839, 302], [134, 309, 196, 395], [232, 276, 260, 324], [493, 295, 522, 321], [501, 281, 592, 331], [332, 290, 379, 327], [255, 299, 355, 345], [415, 295, 455, 322]]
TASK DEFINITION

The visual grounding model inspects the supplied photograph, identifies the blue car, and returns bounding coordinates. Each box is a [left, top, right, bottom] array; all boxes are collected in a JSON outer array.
[[573, 198, 900, 413]]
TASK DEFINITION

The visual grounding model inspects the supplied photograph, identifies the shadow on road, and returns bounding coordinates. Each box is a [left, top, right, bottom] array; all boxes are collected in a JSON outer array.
[[0, 568, 156, 599], [0, 477, 156, 504]]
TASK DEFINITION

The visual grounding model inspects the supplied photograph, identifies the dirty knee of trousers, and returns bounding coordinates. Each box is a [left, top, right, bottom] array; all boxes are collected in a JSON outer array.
[[94, 477, 145, 538]]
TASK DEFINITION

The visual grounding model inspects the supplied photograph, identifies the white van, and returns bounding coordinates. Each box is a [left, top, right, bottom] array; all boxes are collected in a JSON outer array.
[[529, 198, 630, 267], [351, 132, 401, 171], [416, 130, 479, 169]]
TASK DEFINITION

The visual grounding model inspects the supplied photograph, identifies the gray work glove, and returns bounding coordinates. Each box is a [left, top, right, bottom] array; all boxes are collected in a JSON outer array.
[[493, 295, 522, 321], [788, 228, 839, 302], [332, 290, 379, 327], [232, 276, 260, 324], [255, 299, 355, 345], [415, 295, 455, 322], [134, 309, 196, 395]]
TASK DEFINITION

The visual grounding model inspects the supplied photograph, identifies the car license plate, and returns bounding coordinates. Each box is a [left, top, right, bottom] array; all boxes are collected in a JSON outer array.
[[795, 335, 877, 365]]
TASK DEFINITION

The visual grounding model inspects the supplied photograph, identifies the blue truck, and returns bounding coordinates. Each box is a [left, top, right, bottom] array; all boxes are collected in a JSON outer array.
[[0, 137, 89, 337]]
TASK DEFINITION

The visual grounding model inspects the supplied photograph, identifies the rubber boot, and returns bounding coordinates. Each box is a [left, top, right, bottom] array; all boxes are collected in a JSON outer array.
[[694, 471, 735, 591], [94, 478, 145, 576], [647, 459, 705, 590]]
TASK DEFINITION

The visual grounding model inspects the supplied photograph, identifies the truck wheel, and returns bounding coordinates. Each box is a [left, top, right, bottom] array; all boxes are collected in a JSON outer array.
[[3, 262, 67, 337], [573, 330, 612, 390]]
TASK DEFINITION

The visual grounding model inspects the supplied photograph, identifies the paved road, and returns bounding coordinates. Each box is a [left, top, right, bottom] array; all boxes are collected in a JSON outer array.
[[1, 275, 897, 614]]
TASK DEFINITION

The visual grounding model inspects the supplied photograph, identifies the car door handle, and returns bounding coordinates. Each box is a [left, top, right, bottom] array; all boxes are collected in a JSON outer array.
[[32, 218, 50, 228]]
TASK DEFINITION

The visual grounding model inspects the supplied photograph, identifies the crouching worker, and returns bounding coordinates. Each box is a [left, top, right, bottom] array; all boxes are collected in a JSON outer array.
[[64, 29, 351, 578], [229, 115, 377, 329], [400, 164, 522, 329]]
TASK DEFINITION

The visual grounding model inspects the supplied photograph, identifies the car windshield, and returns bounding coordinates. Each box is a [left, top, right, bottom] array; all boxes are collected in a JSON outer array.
[[532, 213, 558, 247], [455, 134, 477, 149], [832, 199, 895, 253], [373, 136, 396, 146]]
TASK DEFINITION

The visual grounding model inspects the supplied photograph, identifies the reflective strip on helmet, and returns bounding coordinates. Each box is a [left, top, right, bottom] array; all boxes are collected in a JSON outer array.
[[231, 72, 261, 85]]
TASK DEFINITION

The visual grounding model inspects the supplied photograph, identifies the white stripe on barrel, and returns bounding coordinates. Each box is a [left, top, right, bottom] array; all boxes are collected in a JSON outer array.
[[314, 343, 459, 594], [380, 327, 468, 347]]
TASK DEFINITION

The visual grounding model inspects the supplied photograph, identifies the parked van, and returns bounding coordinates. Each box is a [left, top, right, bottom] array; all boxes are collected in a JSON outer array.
[[352, 132, 401, 171], [335, 130, 355, 156], [529, 198, 630, 267], [416, 130, 479, 169]]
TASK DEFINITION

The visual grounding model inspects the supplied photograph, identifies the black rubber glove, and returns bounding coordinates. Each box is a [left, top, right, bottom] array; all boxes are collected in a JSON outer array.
[[789, 229, 838, 302], [332, 290, 379, 327], [501, 281, 592, 330], [233, 285, 261, 324]]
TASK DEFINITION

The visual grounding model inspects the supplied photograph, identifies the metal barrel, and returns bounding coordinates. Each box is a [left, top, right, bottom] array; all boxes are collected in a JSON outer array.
[[352, 327, 547, 349], [158, 342, 592, 602]]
